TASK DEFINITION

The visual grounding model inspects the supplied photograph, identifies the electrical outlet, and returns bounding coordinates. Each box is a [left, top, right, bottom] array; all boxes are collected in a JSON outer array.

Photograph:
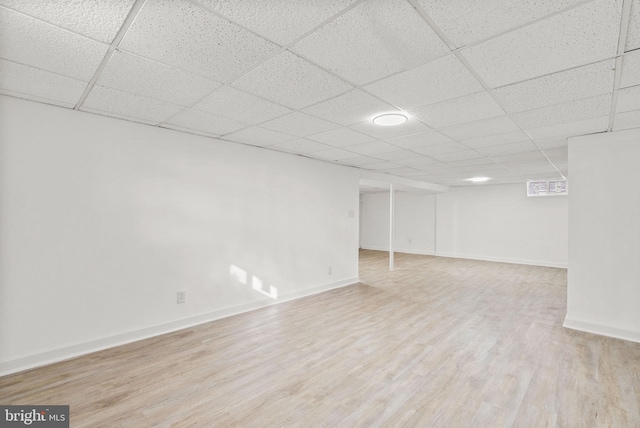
[[328, 267, 333, 275], [177, 291, 186, 304]]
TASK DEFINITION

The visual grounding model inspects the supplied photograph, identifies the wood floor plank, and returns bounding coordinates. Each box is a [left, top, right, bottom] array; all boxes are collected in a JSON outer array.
[[1, 250, 639, 427]]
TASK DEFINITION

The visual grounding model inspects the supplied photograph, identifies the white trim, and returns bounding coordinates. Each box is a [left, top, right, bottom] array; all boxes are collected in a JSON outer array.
[[360, 245, 435, 255], [0, 277, 359, 377], [434, 251, 567, 268], [563, 317, 640, 344]]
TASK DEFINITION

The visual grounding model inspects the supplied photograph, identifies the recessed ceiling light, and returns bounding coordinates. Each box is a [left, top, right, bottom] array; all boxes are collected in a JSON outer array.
[[466, 176, 491, 183], [372, 113, 407, 126]]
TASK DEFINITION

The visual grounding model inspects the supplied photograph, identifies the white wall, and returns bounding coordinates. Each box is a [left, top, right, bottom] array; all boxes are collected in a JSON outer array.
[[360, 191, 436, 255], [436, 183, 568, 267], [0, 96, 360, 374], [360, 183, 568, 267], [565, 129, 640, 343]]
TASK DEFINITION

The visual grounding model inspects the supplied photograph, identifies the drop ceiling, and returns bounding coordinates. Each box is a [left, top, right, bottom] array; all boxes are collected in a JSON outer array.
[[1, 0, 639, 187]]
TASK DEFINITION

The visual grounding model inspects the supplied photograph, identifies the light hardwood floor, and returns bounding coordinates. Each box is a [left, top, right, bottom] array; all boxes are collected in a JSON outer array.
[[2, 250, 639, 427]]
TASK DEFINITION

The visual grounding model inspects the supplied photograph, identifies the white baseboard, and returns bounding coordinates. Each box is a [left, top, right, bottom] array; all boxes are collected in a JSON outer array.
[[563, 317, 640, 343], [0, 277, 359, 377], [434, 251, 567, 268], [360, 245, 435, 256]]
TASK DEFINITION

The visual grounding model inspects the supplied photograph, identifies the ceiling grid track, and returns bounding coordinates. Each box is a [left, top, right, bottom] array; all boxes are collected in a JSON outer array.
[[408, 0, 584, 180], [73, 0, 147, 110], [607, 0, 635, 131]]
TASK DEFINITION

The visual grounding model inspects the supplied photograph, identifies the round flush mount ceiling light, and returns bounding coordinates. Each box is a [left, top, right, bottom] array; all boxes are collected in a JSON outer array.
[[372, 113, 408, 126], [466, 176, 491, 183]]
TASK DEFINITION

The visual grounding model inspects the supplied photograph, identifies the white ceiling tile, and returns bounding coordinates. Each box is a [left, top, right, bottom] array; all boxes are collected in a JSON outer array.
[[196, 0, 355, 46], [82, 86, 183, 124], [261, 112, 338, 137], [166, 108, 246, 135], [119, 0, 280, 82], [491, 151, 547, 163], [499, 160, 558, 174], [455, 164, 514, 176], [0, 59, 86, 106], [524, 172, 565, 181], [512, 94, 611, 130], [416, 0, 585, 48], [542, 147, 569, 162], [462, 131, 530, 149], [0, 89, 73, 108], [616, 85, 640, 113], [0, 0, 135, 42], [364, 55, 484, 109], [311, 148, 359, 161], [626, 0, 640, 51], [269, 138, 334, 154], [302, 89, 397, 125], [361, 161, 402, 170], [291, 0, 449, 85], [371, 150, 419, 161], [613, 109, 640, 131], [350, 117, 432, 139], [231, 51, 352, 109], [380, 166, 424, 176], [96, 51, 220, 106], [410, 92, 505, 128], [0, 7, 108, 81], [82, 108, 158, 126], [429, 150, 483, 162], [412, 142, 468, 156], [476, 141, 539, 156], [336, 156, 382, 166], [493, 60, 615, 113], [346, 141, 400, 155], [388, 131, 454, 149], [620, 50, 640, 89], [532, 137, 568, 150], [526, 115, 610, 139], [223, 126, 295, 146], [307, 127, 373, 147], [195, 86, 291, 125], [393, 156, 440, 168], [440, 116, 521, 141], [445, 157, 495, 168], [461, 0, 622, 87]]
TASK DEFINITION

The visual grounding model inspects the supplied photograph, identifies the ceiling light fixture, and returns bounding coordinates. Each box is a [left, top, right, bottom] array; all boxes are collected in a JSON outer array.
[[372, 113, 407, 126], [466, 176, 491, 183]]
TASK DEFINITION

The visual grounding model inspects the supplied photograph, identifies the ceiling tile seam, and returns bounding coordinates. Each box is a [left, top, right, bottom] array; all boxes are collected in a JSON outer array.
[[0, 4, 115, 45], [79, 107, 159, 126], [191, 0, 367, 50], [502, 91, 616, 117], [158, 124, 220, 139], [111, 48, 224, 85], [73, 0, 147, 110], [0, 91, 74, 108], [0, 56, 89, 83], [448, 0, 599, 53], [164, 0, 368, 112], [608, 60, 625, 131], [608, 0, 634, 130], [406, 89, 493, 113], [404, 0, 522, 172], [451, 50, 568, 179], [489, 57, 619, 91]]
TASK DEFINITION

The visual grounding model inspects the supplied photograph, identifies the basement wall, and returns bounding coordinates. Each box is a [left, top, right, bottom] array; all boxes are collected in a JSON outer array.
[[565, 128, 640, 343], [0, 96, 360, 375]]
